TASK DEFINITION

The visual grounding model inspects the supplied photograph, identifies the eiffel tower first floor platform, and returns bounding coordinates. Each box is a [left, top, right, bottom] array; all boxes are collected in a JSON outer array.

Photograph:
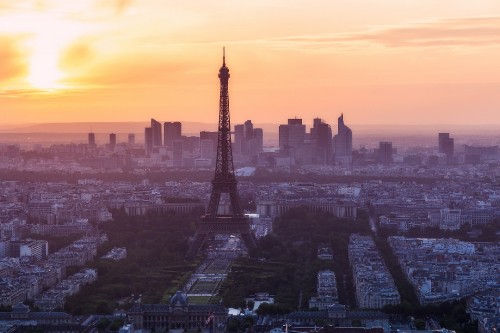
[[186, 215, 257, 258]]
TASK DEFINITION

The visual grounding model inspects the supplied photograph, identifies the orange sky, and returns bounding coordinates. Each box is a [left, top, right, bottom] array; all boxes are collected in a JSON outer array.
[[1, 0, 500, 127]]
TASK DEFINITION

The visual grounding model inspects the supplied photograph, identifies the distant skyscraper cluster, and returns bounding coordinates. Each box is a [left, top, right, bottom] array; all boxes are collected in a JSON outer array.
[[277, 115, 352, 166], [234, 120, 263, 162]]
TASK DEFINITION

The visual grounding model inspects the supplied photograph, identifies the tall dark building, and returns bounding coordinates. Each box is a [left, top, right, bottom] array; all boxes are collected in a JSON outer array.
[[378, 141, 393, 165], [200, 131, 218, 156], [164, 122, 182, 147], [438, 133, 450, 153], [311, 118, 332, 163], [186, 49, 256, 258], [151, 119, 162, 146], [109, 133, 116, 150], [88, 132, 95, 146], [279, 118, 305, 153], [234, 120, 263, 159], [333, 114, 352, 166], [438, 132, 454, 163], [234, 124, 245, 154], [144, 127, 153, 156], [244, 120, 254, 140]]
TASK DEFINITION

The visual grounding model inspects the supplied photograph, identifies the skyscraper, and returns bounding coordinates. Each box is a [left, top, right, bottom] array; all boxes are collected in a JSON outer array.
[[164, 122, 182, 147], [88, 132, 95, 146], [234, 120, 263, 160], [172, 140, 183, 168], [378, 141, 393, 165], [200, 131, 218, 156], [233, 124, 245, 154], [311, 118, 332, 163], [109, 133, 116, 151], [333, 114, 352, 166], [438, 133, 450, 153], [144, 127, 153, 156], [244, 120, 254, 140], [438, 132, 454, 164], [151, 119, 162, 146], [279, 118, 306, 153]]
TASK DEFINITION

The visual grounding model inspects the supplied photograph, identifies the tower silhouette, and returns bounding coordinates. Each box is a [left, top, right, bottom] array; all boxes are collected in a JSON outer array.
[[186, 49, 257, 258]]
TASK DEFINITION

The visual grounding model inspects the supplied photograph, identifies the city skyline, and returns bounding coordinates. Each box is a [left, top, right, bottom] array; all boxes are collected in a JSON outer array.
[[1, 1, 500, 126]]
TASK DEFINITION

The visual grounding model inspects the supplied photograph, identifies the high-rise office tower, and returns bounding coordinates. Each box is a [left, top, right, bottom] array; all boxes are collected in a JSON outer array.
[[438, 132, 454, 163], [145, 127, 153, 156], [279, 118, 306, 153], [379, 141, 393, 165], [311, 118, 332, 163], [234, 124, 245, 154], [252, 128, 264, 153], [172, 140, 183, 168], [164, 122, 182, 147], [438, 133, 450, 153], [88, 133, 95, 146], [109, 133, 116, 151], [200, 131, 218, 156], [128, 133, 135, 145], [151, 119, 162, 146], [333, 114, 352, 166], [234, 120, 263, 159], [200, 139, 214, 160], [244, 120, 254, 140]]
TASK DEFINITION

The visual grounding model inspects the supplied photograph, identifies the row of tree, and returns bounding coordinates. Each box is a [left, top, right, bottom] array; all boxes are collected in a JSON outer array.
[[65, 209, 200, 315]]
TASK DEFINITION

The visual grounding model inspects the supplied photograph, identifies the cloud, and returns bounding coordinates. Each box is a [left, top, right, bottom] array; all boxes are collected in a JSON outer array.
[[0, 36, 28, 83], [115, 0, 132, 14], [271, 16, 500, 49], [60, 38, 95, 70]]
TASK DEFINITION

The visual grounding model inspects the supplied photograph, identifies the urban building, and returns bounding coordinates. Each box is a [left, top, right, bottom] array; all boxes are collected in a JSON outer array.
[[279, 118, 306, 154], [378, 142, 393, 165], [88, 133, 95, 146], [109, 133, 116, 151], [144, 127, 153, 156], [172, 140, 183, 168], [438, 133, 454, 164], [234, 120, 264, 162], [128, 291, 227, 332], [164, 122, 182, 147], [349, 234, 400, 309], [151, 118, 162, 146], [311, 118, 333, 164], [333, 114, 352, 166]]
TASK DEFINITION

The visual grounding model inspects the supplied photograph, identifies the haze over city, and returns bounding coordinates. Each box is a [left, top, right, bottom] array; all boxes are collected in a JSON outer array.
[[1, 0, 500, 126]]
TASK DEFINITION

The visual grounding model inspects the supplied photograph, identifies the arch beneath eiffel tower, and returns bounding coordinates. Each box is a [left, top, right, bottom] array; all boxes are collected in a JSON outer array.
[[186, 49, 257, 258]]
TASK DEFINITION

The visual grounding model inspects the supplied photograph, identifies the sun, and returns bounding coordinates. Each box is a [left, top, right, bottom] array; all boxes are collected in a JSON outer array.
[[27, 48, 64, 90]]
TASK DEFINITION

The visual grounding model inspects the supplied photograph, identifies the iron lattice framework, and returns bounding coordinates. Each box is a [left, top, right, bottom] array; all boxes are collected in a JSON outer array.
[[186, 49, 257, 258]]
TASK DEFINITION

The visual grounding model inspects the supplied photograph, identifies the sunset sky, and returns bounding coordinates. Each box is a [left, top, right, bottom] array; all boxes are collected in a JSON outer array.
[[1, 0, 500, 127]]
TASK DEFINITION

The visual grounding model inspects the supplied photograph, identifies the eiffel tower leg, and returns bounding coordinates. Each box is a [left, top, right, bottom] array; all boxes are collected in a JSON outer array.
[[207, 191, 221, 216]]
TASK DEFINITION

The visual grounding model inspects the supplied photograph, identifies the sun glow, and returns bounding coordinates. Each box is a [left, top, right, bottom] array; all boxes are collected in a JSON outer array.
[[0, 10, 91, 91], [27, 44, 64, 90]]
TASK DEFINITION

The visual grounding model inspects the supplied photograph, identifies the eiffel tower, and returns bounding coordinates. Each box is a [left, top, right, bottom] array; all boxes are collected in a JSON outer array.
[[186, 49, 257, 258]]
